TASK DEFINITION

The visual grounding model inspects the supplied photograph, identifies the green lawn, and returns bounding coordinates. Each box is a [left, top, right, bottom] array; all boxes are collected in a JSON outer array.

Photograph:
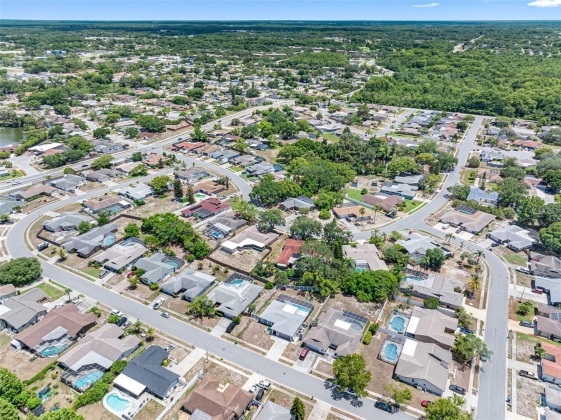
[[28, 283, 66, 301], [228, 166, 244, 173], [402, 199, 425, 213], [516, 301, 534, 322], [0, 334, 11, 347], [517, 332, 561, 347], [322, 133, 339, 142], [344, 188, 364, 201], [82, 267, 102, 278], [0, 171, 23, 182], [504, 254, 527, 266]]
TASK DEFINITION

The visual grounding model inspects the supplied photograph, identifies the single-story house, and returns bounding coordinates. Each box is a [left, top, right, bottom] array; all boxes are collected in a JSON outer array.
[[83, 195, 131, 214], [175, 168, 210, 184], [48, 175, 86, 192], [93, 238, 147, 272], [342, 243, 388, 272], [396, 233, 452, 261], [12, 305, 96, 356], [134, 251, 184, 285], [220, 225, 279, 254], [304, 308, 367, 358], [439, 209, 496, 234], [182, 374, 253, 420], [276, 239, 304, 268], [142, 153, 166, 167], [181, 197, 231, 220], [161, 269, 216, 301], [85, 169, 121, 183], [0, 289, 47, 333], [258, 294, 313, 342], [114, 346, 180, 399], [544, 385, 561, 412], [204, 216, 248, 240], [43, 212, 94, 232], [533, 276, 561, 306], [0, 195, 25, 215], [62, 224, 118, 257], [256, 401, 292, 420], [246, 162, 275, 177], [530, 253, 561, 278], [10, 185, 56, 201], [467, 188, 499, 207], [394, 340, 451, 396], [400, 274, 464, 310], [405, 307, 458, 350], [0, 284, 16, 301], [115, 162, 140, 175], [333, 205, 372, 221], [488, 225, 537, 252], [395, 175, 422, 186], [278, 196, 315, 212], [541, 342, 561, 384], [196, 180, 227, 196], [206, 274, 263, 318], [537, 316, 561, 342], [361, 193, 403, 213], [119, 183, 154, 201], [380, 182, 417, 200]]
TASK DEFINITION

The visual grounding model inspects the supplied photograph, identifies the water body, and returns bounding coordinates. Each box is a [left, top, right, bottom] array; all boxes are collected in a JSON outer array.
[[0, 127, 23, 145]]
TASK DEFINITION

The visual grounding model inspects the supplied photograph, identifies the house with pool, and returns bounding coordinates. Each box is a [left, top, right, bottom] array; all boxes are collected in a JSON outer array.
[[160, 269, 216, 301], [257, 294, 313, 342], [59, 324, 141, 391], [342, 243, 388, 272], [62, 223, 118, 258], [12, 304, 96, 357], [134, 251, 185, 285], [206, 274, 263, 319], [405, 307, 458, 350]]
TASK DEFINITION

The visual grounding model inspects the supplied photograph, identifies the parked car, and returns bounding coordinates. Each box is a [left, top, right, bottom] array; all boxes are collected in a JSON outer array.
[[123, 321, 131, 329], [164, 344, 174, 352], [516, 267, 530, 274], [531, 289, 543, 294], [161, 312, 170, 318], [153, 298, 164, 309], [111, 309, 122, 317], [449, 385, 466, 395], [519, 320, 533, 328], [99, 270, 109, 279], [37, 242, 49, 251], [480, 348, 489, 362], [491, 242, 500, 247], [459, 327, 474, 335], [374, 401, 397, 413], [54, 302, 64, 308], [117, 316, 128, 327], [255, 388, 265, 402], [225, 322, 236, 334], [299, 348, 309, 360], [258, 380, 271, 390], [249, 385, 258, 394], [421, 400, 432, 408], [519, 370, 537, 379], [72, 299, 82, 306]]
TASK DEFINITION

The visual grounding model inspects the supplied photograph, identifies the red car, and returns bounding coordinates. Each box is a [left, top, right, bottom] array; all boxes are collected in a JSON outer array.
[[421, 400, 432, 408], [532, 289, 543, 294]]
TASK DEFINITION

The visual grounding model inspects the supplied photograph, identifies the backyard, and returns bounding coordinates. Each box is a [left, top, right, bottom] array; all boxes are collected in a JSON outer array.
[[401, 199, 424, 214]]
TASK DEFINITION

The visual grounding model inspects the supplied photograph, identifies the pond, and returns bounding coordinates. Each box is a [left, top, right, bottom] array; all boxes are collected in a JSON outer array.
[[0, 127, 23, 145]]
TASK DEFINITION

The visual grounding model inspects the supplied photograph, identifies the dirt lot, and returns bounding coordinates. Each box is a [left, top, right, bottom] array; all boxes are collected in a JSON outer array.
[[0, 336, 56, 381], [232, 317, 274, 351], [517, 335, 539, 364], [123, 283, 162, 302], [327, 293, 383, 321], [79, 181, 105, 192], [21, 196, 59, 214], [55, 202, 84, 214], [184, 360, 248, 386], [449, 360, 471, 394], [77, 398, 118, 420], [267, 388, 314, 419], [210, 247, 270, 273], [127, 196, 184, 218], [516, 376, 543, 419], [134, 399, 165, 420], [60, 253, 102, 279]]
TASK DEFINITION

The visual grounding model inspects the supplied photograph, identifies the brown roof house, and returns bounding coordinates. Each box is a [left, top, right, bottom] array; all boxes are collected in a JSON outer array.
[[440, 209, 495, 234], [182, 375, 253, 420], [530, 253, 561, 278], [361, 193, 403, 213], [342, 243, 387, 272], [12, 305, 96, 356]]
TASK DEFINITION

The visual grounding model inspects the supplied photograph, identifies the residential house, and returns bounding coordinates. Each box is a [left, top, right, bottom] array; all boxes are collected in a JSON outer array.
[[333, 205, 372, 221], [396, 233, 452, 261], [113, 346, 180, 399], [204, 216, 247, 240], [196, 180, 227, 196], [394, 340, 451, 396], [466, 188, 499, 207], [361, 193, 403, 213], [93, 238, 147, 272], [142, 153, 167, 167], [206, 274, 263, 318], [85, 169, 121, 183], [119, 183, 154, 201], [544, 385, 561, 412], [537, 316, 561, 342], [488, 225, 537, 251], [115, 162, 140, 175], [134, 251, 184, 285], [276, 239, 304, 268], [534, 277, 561, 306], [541, 342, 561, 384], [182, 374, 252, 420], [175, 168, 210, 184], [530, 253, 561, 278], [401, 274, 464, 310], [405, 307, 458, 350], [304, 308, 367, 357], [10, 185, 56, 201], [258, 294, 313, 341], [394, 175, 422, 186], [0, 195, 24, 215], [439, 209, 496, 234], [160, 269, 216, 301], [12, 305, 96, 356], [83, 195, 131, 214], [0, 289, 47, 333], [278, 196, 315, 212], [342, 243, 388, 272], [43, 212, 94, 232], [48, 175, 86, 192], [246, 162, 275, 177], [62, 224, 118, 257], [380, 182, 417, 200], [480, 151, 505, 163], [513, 140, 540, 150], [221, 225, 279, 254], [256, 402, 292, 420], [181, 198, 231, 220], [0, 284, 16, 301]]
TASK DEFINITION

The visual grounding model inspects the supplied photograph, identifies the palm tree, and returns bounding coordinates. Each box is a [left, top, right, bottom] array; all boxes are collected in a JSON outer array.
[[535, 343, 546, 359], [445, 233, 455, 243], [359, 206, 366, 226], [467, 275, 482, 295], [474, 250, 484, 264], [146, 327, 155, 342]]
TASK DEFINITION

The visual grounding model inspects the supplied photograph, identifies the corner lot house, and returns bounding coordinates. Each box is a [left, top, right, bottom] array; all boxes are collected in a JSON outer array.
[[83, 195, 130, 214], [221, 225, 278, 254], [0, 289, 47, 333], [59, 324, 140, 390], [394, 339, 451, 396], [544, 385, 561, 412], [62, 224, 118, 257], [401, 273, 464, 309], [181, 198, 231, 220], [258, 294, 313, 341], [114, 345, 180, 399], [10, 184, 56, 201], [12, 305, 96, 356], [396, 233, 452, 261], [304, 308, 367, 357], [48, 174, 86, 192], [541, 342, 561, 385], [0, 195, 24, 215], [182, 374, 252, 420], [134, 251, 184, 285], [405, 307, 458, 350], [43, 212, 94, 232], [93, 238, 147, 272], [343, 243, 387, 272], [207, 274, 263, 318], [161, 269, 216, 301], [467, 188, 499, 207], [439, 209, 495, 234], [488, 225, 537, 252]]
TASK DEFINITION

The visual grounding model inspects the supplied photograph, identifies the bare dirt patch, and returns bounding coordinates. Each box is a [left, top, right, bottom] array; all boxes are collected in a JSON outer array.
[[282, 342, 305, 361], [316, 360, 334, 376], [77, 398, 118, 420], [134, 399, 165, 420], [184, 360, 248, 387], [0, 342, 55, 381], [517, 336, 538, 364], [234, 317, 274, 351], [210, 247, 269, 273], [516, 376, 543, 419], [22, 196, 59, 214], [327, 293, 383, 321], [449, 360, 471, 393], [127, 196, 183, 218]]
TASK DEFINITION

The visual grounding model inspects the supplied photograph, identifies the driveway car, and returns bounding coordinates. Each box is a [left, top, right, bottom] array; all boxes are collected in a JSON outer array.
[[520, 320, 533, 328], [449, 385, 466, 395], [249, 385, 258, 394], [519, 370, 537, 379], [255, 388, 265, 402], [459, 327, 474, 334], [153, 298, 164, 309], [99, 270, 109, 279], [374, 401, 397, 413], [299, 348, 309, 360], [164, 344, 175, 352], [421, 400, 432, 408], [258, 380, 271, 390], [226, 322, 236, 334], [117, 316, 128, 327]]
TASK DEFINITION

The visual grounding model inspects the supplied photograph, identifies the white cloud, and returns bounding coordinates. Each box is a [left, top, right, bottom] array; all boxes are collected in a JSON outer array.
[[528, 0, 561, 6], [413, 2, 439, 8]]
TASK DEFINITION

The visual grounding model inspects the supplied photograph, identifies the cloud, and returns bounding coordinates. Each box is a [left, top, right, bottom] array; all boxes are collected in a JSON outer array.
[[528, 0, 561, 6], [413, 2, 439, 7]]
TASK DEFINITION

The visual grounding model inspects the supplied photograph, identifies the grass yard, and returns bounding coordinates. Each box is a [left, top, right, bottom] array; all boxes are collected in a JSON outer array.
[[27, 282, 66, 301], [460, 168, 478, 186], [517, 332, 561, 348], [516, 301, 535, 323], [322, 133, 339, 142], [344, 188, 364, 201], [228, 166, 244, 172], [504, 254, 528, 267], [401, 199, 424, 213], [82, 267, 102, 278]]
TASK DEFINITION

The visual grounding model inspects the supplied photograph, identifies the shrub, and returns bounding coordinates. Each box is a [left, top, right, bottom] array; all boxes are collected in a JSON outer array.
[[369, 323, 379, 335], [232, 315, 241, 325], [424, 297, 440, 309], [265, 282, 275, 290], [363, 331, 372, 345], [149, 283, 159, 290], [162, 359, 170, 367], [73, 380, 109, 410], [23, 362, 57, 386], [318, 209, 331, 220], [25, 396, 41, 410], [454, 286, 462, 293]]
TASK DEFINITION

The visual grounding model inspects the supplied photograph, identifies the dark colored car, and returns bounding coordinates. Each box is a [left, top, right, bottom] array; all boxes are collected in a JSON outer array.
[[459, 327, 474, 334], [226, 322, 236, 334], [117, 316, 128, 327], [255, 388, 265, 402], [449, 384, 466, 395], [299, 348, 309, 360], [375, 401, 397, 413], [480, 348, 488, 362], [520, 320, 533, 328]]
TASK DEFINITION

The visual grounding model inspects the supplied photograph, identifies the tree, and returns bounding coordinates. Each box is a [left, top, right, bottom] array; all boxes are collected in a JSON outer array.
[[540, 222, 561, 254], [332, 354, 371, 398], [124, 127, 139, 139], [131, 152, 143, 162], [0, 257, 42, 287], [0, 398, 19, 420], [455, 307, 472, 329], [425, 395, 472, 420], [78, 221, 92, 234], [517, 196, 545, 227], [467, 276, 482, 295], [498, 178, 527, 208], [342, 270, 399, 303], [136, 115, 165, 133], [63, 167, 76, 175], [424, 297, 440, 309], [189, 295, 216, 318], [290, 216, 322, 240], [91, 154, 114, 170], [467, 156, 480, 168], [448, 184, 470, 201], [535, 342, 546, 359], [452, 333, 490, 363], [421, 248, 446, 271], [291, 397, 306, 420], [236, 201, 258, 222], [108, 314, 120, 324], [173, 178, 184, 200], [544, 128, 561, 146], [187, 186, 196, 205], [0, 368, 23, 404], [544, 170, 561, 193], [258, 209, 284, 232], [540, 203, 561, 227], [387, 156, 422, 177], [130, 164, 148, 177], [314, 191, 344, 211], [384, 383, 413, 408], [150, 175, 172, 196], [93, 127, 110, 139], [124, 223, 140, 239], [87, 306, 102, 317]]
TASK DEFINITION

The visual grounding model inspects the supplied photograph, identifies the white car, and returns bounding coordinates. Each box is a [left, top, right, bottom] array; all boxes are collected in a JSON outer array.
[[111, 309, 122, 317], [516, 267, 530, 274], [153, 298, 164, 309]]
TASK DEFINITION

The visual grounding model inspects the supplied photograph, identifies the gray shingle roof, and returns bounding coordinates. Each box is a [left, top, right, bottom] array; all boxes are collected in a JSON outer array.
[[207, 275, 262, 318], [0, 289, 47, 331], [160, 269, 215, 300], [258, 295, 312, 339]]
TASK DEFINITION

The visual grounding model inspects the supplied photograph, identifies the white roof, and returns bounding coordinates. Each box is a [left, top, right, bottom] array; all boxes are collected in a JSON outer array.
[[402, 339, 418, 357], [113, 373, 146, 397], [406, 316, 420, 335], [29, 143, 63, 152]]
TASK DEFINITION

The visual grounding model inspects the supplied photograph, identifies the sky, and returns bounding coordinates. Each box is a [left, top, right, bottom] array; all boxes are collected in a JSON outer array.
[[1, 0, 560, 21]]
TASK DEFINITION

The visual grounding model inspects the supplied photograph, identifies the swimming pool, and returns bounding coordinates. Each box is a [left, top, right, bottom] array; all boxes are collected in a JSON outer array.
[[40, 344, 69, 357], [390, 316, 406, 332], [405, 275, 424, 282], [74, 371, 103, 389], [384, 343, 399, 362], [105, 392, 131, 414], [195, 193, 207, 198], [229, 279, 244, 286], [166, 261, 181, 268], [292, 303, 312, 314]]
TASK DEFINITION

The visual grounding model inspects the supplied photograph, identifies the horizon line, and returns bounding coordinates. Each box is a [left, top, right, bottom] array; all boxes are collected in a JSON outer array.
[[2, 18, 561, 22]]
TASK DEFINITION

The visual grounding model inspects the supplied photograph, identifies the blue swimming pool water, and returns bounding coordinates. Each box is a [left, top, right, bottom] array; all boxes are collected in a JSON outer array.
[[292, 303, 312, 314], [384, 343, 399, 361], [390, 316, 406, 332], [74, 371, 103, 389], [166, 261, 180, 268], [40, 344, 69, 357], [229, 279, 244, 285], [405, 276, 423, 282], [106, 393, 130, 413]]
